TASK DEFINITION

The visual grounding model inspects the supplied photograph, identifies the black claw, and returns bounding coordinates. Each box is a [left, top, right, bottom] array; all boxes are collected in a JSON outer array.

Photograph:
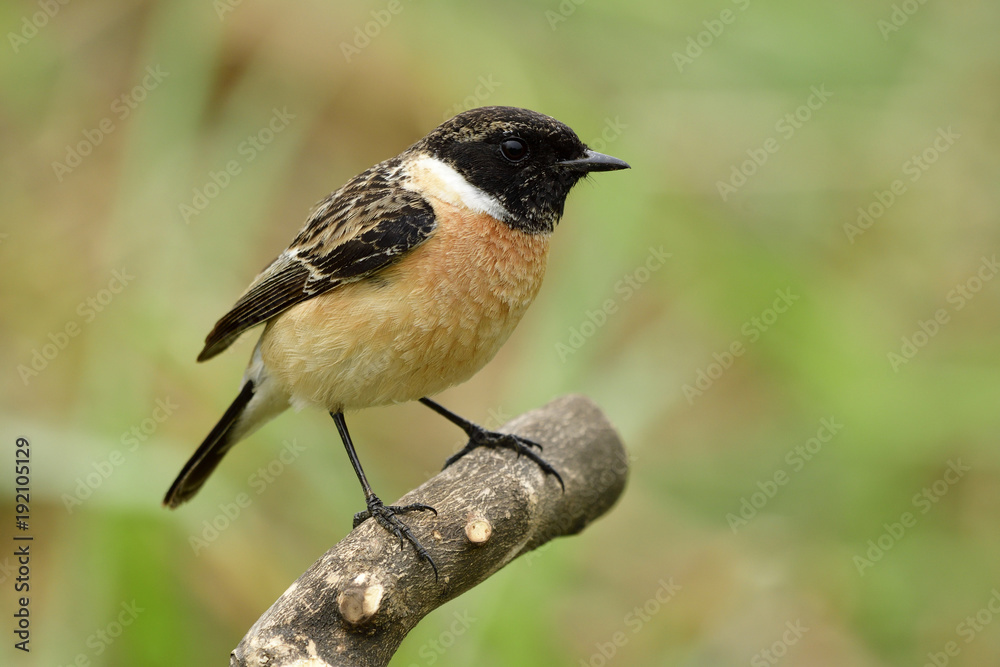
[[443, 428, 565, 492], [419, 398, 563, 490], [353, 496, 439, 578]]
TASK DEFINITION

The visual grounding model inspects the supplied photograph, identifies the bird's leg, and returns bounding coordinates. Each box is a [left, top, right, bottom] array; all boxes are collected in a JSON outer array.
[[330, 412, 438, 578], [418, 398, 564, 491]]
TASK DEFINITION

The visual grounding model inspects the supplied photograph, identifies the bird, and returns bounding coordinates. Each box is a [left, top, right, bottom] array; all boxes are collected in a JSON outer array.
[[163, 105, 629, 573]]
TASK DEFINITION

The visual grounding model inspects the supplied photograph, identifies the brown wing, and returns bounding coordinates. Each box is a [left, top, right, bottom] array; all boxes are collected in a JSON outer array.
[[197, 158, 436, 362]]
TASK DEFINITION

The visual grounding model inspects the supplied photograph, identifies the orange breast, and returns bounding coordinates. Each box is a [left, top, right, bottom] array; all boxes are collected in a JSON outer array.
[[258, 200, 550, 412]]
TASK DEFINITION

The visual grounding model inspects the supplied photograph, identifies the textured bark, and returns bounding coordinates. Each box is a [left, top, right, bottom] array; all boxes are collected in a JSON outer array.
[[232, 394, 628, 667]]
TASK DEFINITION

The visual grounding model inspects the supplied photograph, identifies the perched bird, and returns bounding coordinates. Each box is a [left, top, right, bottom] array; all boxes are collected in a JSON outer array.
[[164, 106, 629, 572]]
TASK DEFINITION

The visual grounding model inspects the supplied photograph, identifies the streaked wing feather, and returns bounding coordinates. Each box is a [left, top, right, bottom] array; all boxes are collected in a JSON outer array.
[[198, 158, 435, 361]]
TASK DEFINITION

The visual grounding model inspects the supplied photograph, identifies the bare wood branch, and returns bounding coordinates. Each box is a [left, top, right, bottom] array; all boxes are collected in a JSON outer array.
[[231, 394, 629, 667]]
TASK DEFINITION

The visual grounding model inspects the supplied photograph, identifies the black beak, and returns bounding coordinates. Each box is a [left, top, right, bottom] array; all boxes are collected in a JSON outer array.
[[557, 149, 630, 172]]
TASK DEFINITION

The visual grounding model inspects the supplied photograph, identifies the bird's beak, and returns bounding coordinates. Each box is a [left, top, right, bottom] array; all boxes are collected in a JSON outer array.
[[557, 149, 631, 172]]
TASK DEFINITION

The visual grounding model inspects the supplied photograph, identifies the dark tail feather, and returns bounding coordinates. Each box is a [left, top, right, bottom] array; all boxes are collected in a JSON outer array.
[[163, 381, 255, 508]]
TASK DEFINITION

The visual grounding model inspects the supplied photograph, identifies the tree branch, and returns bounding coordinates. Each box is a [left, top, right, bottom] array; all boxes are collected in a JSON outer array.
[[231, 394, 628, 667]]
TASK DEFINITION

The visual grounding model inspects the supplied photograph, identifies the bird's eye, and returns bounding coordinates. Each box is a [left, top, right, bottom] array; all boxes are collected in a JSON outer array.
[[499, 137, 528, 162]]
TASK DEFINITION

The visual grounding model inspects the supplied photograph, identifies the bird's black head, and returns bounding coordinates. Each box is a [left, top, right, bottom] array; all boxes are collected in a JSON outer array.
[[415, 106, 629, 233]]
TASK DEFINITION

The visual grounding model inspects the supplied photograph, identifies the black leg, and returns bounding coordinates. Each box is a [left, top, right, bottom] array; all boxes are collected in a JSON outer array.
[[331, 412, 438, 577], [418, 398, 564, 490]]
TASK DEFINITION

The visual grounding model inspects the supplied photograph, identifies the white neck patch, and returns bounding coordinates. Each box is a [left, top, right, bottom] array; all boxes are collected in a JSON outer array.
[[406, 154, 511, 222]]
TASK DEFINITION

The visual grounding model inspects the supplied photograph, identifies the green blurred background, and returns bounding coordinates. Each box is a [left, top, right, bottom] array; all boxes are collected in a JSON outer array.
[[3, 0, 1000, 665]]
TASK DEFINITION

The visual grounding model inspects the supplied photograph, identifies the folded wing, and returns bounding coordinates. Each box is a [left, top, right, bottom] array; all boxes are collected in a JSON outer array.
[[198, 159, 436, 361]]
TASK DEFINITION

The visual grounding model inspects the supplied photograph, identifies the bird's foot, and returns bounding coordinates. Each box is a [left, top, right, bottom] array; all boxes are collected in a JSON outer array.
[[354, 496, 439, 578], [444, 426, 565, 491]]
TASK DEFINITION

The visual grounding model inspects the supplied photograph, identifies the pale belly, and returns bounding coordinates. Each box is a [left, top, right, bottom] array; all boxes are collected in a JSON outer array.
[[257, 204, 550, 412]]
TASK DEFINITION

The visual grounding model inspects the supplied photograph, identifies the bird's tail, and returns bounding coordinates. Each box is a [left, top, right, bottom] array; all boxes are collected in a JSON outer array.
[[163, 378, 285, 508]]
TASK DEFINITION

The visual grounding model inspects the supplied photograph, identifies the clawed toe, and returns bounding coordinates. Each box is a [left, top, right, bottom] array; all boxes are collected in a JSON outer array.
[[353, 497, 439, 578], [443, 428, 564, 491]]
